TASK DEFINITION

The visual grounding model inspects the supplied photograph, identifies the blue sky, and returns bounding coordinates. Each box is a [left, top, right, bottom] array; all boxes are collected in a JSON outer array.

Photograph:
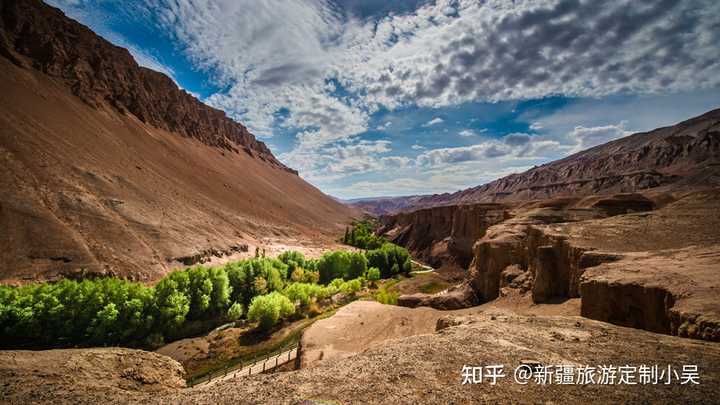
[[48, 0, 720, 199]]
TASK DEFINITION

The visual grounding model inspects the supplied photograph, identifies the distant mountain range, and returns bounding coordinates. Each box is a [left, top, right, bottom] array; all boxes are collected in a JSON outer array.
[[350, 108, 720, 215]]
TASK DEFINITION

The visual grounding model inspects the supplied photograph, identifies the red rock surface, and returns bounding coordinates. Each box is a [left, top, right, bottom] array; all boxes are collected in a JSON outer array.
[[0, 0, 291, 172]]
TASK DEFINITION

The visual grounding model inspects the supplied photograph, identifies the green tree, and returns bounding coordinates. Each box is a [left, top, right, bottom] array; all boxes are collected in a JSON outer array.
[[209, 267, 231, 313], [278, 251, 306, 268], [247, 292, 295, 332], [347, 252, 368, 280], [317, 251, 351, 284], [366, 267, 381, 287], [227, 302, 244, 321]]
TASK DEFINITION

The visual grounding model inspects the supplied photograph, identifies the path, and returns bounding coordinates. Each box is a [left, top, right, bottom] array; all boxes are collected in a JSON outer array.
[[410, 260, 435, 274], [192, 347, 298, 387]]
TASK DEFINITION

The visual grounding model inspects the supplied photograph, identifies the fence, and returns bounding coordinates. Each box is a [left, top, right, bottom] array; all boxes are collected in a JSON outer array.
[[189, 344, 299, 387]]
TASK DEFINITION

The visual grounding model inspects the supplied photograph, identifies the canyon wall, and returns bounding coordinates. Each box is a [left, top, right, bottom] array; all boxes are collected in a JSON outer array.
[[379, 203, 509, 269], [464, 190, 720, 341]]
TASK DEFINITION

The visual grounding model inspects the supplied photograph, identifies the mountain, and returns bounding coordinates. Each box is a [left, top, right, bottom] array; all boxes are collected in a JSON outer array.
[[0, 0, 355, 283], [355, 109, 720, 214], [344, 195, 427, 216]]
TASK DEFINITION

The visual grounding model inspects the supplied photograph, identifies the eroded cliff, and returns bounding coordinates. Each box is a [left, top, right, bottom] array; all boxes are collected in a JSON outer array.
[[465, 190, 720, 341], [379, 203, 509, 269]]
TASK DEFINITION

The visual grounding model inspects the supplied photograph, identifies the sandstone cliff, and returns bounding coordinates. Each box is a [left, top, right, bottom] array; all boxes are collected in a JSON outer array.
[[466, 189, 720, 341], [379, 203, 509, 269]]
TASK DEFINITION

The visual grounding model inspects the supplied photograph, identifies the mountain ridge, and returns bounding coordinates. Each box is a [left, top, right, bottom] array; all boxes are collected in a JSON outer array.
[[0, 0, 295, 173], [352, 108, 720, 214]]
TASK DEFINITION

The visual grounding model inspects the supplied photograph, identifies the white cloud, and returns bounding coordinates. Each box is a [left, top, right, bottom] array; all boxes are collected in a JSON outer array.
[[76, 0, 720, 193], [569, 122, 631, 151], [423, 117, 445, 127], [152, 0, 719, 166], [376, 121, 392, 131], [417, 142, 513, 167], [458, 129, 475, 137]]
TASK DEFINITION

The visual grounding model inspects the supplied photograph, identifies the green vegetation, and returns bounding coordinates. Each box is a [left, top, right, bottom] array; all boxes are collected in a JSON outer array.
[[366, 267, 381, 286], [317, 250, 367, 283], [0, 243, 412, 349], [366, 243, 412, 278], [227, 302, 244, 321], [342, 220, 386, 250], [247, 292, 295, 331], [375, 286, 399, 305]]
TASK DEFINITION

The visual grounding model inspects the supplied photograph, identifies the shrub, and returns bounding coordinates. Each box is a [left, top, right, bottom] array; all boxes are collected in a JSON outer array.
[[247, 292, 295, 332], [375, 287, 398, 305], [302, 270, 320, 284], [227, 302, 244, 321], [278, 251, 306, 268], [366, 267, 381, 286], [290, 267, 304, 282], [340, 279, 362, 296]]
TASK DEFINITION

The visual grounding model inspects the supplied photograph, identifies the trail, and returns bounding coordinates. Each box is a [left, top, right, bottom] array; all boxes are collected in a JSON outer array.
[[193, 347, 298, 387]]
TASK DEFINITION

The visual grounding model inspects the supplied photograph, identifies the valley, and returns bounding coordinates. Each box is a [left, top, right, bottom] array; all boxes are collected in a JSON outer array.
[[1, 1, 720, 404]]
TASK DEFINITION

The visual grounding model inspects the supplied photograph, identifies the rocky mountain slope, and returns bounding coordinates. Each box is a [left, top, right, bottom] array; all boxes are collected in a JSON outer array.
[[345, 195, 427, 216], [356, 108, 720, 215], [0, 0, 355, 283], [0, 0, 289, 172]]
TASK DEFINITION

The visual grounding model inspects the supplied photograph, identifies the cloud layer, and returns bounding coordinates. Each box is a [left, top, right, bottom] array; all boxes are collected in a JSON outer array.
[[53, 0, 720, 197]]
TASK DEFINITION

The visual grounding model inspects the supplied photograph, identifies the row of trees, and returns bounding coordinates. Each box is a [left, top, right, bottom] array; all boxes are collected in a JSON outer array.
[[343, 220, 387, 250], [0, 245, 409, 348]]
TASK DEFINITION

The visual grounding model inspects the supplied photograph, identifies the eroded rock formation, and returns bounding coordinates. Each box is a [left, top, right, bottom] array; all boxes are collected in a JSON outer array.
[[379, 203, 509, 269], [465, 189, 720, 341]]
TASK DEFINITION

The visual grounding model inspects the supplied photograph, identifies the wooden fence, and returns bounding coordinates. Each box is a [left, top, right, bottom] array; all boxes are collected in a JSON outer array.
[[189, 344, 298, 387]]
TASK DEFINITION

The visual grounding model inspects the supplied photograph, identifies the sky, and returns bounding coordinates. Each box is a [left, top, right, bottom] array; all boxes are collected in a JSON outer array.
[[48, 0, 720, 199]]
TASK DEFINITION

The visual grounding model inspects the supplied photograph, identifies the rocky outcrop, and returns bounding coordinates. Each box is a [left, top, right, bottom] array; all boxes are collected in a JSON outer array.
[[379, 203, 509, 269], [0, 0, 293, 173], [465, 189, 720, 341], [397, 282, 478, 310], [580, 246, 720, 341], [468, 219, 622, 304], [589, 193, 655, 216]]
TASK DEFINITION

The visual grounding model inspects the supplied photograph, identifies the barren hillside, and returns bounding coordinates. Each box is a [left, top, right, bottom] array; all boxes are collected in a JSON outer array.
[[0, 0, 356, 283]]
